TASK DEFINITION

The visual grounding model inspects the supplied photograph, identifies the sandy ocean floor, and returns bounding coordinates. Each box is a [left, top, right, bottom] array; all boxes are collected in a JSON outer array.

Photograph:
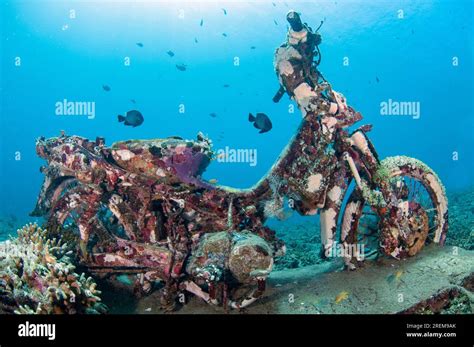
[[101, 244, 474, 314]]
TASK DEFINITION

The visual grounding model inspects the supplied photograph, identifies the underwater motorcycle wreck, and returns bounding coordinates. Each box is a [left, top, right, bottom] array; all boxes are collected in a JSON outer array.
[[31, 12, 448, 310]]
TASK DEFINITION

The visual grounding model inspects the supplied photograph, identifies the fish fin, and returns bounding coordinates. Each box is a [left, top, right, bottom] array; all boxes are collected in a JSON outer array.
[[248, 113, 255, 122], [118, 115, 125, 122], [259, 129, 268, 133], [253, 123, 260, 129]]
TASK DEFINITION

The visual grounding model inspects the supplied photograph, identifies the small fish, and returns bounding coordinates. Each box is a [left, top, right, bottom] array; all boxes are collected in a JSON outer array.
[[335, 291, 349, 304], [167, 50, 175, 57], [222, 8, 227, 15], [395, 270, 403, 280], [272, 2, 276, 6], [249, 112, 272, 133], [223, 84, 230, 88], [209, 112, 217, 118], [136, 42, 144, 47], [102, 85, 111, 92], [387, 270, 404, 284], [376, 76, 380, 83], [209, 178, 218, 184], [274, 19, 278, 26], [250, 46, 256, 49], [118, 110, 144, 127], [130, 99, 136, 104], [222, 33, 228, 37], [194, 37, 198, 43], [200, 19, 204, 26], [176, 63, 187, 71]]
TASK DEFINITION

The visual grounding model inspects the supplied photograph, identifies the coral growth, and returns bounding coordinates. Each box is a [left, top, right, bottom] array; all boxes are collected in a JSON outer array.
[[263, 174, 287, 220], [446, 188, 474, 250], [0, 223, 106, 314], [273, 221, 323, 270], [400, 287, 473, 314]]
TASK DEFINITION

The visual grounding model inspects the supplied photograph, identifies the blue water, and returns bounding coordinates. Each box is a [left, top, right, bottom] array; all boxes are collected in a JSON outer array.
[[1, 0, 473, 226]]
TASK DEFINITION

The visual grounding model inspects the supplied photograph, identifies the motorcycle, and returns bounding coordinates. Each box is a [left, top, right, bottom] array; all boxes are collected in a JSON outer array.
[[31, 12, 448, 310]]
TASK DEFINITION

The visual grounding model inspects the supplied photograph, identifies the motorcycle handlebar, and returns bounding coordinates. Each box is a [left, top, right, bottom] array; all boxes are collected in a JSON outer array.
[[286, 11, 304, 32]]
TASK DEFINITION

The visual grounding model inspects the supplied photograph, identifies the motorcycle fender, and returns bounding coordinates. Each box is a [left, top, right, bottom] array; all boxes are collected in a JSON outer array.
[[349, 130, 379, 172]]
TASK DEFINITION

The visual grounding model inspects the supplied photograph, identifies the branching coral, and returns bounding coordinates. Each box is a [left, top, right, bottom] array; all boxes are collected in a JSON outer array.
[[0, 223, 107, 314]]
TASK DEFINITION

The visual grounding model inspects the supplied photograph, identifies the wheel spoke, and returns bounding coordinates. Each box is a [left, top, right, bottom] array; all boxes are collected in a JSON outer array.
[[345, 167, 443, 263]]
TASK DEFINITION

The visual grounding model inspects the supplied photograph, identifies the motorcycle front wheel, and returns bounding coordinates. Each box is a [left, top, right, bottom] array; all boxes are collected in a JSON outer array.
[[340, 156, 448, 269]]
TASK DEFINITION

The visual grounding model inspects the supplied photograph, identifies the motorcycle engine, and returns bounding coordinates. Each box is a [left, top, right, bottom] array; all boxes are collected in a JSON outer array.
[[186, 231, 274, 285]]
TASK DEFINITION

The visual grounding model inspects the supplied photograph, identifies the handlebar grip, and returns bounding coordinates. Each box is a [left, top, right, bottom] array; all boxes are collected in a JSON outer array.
[[272, 86, 286, 103], [286, 11, 304, 32]]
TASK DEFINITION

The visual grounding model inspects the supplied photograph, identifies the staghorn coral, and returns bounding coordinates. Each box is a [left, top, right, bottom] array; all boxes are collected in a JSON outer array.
[[0, 223, 107, 314]]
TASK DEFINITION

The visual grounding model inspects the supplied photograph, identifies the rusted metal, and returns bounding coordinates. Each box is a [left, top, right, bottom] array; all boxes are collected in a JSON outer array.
[[31, 11, 448, 309]]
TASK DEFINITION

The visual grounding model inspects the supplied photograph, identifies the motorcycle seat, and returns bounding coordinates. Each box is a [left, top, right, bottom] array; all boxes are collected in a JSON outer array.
[[110, 135, 213, 182]]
